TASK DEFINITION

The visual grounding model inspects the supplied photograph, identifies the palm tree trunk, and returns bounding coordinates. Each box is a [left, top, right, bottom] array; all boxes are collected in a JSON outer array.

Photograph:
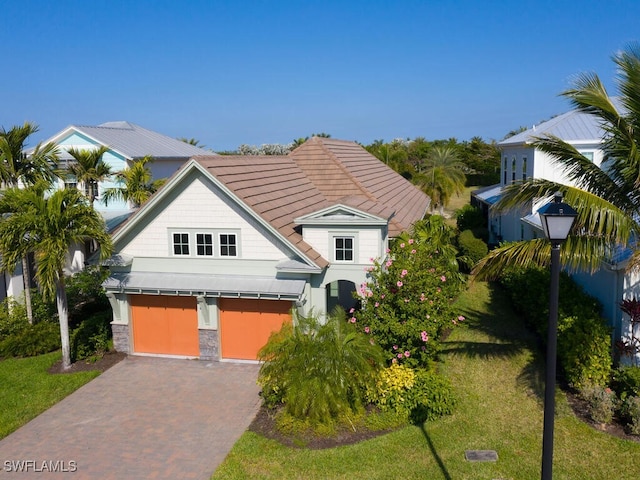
[[22, 256, 33, 324], [56, 277, 71, 369]]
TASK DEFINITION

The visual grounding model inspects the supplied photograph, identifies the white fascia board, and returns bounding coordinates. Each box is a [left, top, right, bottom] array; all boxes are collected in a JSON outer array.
[[111, 159, 322, 270], [294, 204, 387, 226], [49, 126, 133, 161]]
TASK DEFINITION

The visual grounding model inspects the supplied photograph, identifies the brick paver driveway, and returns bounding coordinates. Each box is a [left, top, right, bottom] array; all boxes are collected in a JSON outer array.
[[0, 356, 261, 479]]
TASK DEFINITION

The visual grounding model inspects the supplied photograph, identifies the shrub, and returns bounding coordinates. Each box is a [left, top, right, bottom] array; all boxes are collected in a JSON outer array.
[[620, 396, 640, 435], [366, 364, 456, 424], [581, 385, 617, 425], [355, 217, 466, 367], [70, 311, 112, 362], [366, 363, 416, 415], [558, 315, 612, 390], [455, 204, 485, 232], [457, 229, 488, 272], [407, 368, 456, 423], [499, 265, 612, 389], [0, 321, 60, 358], [257, 309, 384, 426], [612, 366, 640, 399], [65, 267, 110, 328]]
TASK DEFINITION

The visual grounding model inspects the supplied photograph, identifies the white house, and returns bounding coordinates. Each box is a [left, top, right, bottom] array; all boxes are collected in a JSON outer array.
[[102, 137, 430, 362], [472, 107, 635, 353], [1, 122, 211, 302]]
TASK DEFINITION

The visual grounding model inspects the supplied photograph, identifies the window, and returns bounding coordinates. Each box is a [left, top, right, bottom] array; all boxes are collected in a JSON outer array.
[[511, 157, 516, 183], [335, 237, 354, 262], [580, 151, 594, 162], [503, 157, 507, 184], [219, 233, 237, 257], [522, 157, 527, 182], [173, 233, 190, 255], [196, 233, 213, 256]]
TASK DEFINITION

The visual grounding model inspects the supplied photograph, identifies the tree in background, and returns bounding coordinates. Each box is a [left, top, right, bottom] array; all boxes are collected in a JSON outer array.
[[417, 146, 466, 215], [102, 155, 166, 208], [65, 146, 111, 206], [364, 136, 499, 188], [0, 184, 112, 369], [0, 122, 59, 324]]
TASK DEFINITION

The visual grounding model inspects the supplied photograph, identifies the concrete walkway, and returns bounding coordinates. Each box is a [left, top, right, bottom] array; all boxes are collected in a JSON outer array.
[[0, 356, 261, 479]]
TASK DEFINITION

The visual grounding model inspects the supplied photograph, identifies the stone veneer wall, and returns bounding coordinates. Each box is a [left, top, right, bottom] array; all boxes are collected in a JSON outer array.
[[199, 329, 219, 361], [111, 324, 130, 354]]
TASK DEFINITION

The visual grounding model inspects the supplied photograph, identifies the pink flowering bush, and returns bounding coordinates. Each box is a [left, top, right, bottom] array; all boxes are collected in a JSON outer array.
[[355, 217, 466, 367]]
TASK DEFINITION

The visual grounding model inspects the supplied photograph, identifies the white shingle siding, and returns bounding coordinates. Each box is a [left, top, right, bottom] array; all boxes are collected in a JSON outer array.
[[302, 226, 381, 264], [121, 177, 288, 260]]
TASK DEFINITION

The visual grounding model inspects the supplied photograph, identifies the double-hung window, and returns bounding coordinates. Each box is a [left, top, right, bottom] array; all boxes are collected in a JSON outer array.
[[219, 233, 237, 257], [173, 233, 190, 255], [334, 236, 354, 262], [196, 233, 213, 256]]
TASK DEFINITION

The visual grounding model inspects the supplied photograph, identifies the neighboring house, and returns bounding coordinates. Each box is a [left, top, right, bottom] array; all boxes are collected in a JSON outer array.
[[471, 107, 633, 351], [103, 137, 430, 362], [44, 120, 211, 213], [2, 122, 209, 302]]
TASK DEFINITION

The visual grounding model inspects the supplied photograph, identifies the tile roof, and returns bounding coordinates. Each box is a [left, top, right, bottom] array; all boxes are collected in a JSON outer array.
[[66, 121, 211, 159], [193, 154, 333, 268], [289, 137, 430, 236], [191, 138, 430, 267]]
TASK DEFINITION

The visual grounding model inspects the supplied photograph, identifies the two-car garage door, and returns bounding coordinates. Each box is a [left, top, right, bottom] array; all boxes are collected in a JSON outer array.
[[130, 295, 291, 360]]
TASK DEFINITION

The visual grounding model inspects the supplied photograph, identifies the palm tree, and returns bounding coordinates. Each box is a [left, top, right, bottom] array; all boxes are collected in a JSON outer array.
[[0, 122, 59, 323], [473, 43, 640, 279], [101, 155, 166, 208], [65, 146, 111, 206], [0, 184, 112, 369], [178, 137, 205, 148], [0, 122, 59, 187], [417, 146, 466, 215]]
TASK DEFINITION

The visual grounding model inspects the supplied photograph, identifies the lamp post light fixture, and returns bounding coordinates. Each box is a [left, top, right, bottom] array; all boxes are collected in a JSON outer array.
[[538, 192, 578, 480]]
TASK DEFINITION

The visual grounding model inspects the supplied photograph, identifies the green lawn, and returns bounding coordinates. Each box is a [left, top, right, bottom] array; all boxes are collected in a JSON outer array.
[[213, 281, 640, 480], [0, 351, 99, 439]]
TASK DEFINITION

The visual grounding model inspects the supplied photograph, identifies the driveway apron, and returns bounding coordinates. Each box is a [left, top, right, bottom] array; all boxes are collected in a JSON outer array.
[[0, 356, 261, 479]]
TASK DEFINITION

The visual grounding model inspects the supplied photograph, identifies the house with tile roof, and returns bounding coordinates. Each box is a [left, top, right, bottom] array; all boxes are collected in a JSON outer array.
[[472, 105, 636, 354], [103, 136, 430, 361]]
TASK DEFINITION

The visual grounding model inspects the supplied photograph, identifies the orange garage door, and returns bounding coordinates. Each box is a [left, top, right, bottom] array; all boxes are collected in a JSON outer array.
[[131, 295, 199, 357], [220, 298, 292, 360]]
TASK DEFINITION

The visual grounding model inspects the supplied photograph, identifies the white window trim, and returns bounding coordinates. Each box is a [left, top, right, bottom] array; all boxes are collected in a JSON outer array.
[[171, 232, 190, 256], [218, 232, 239, 258], [195, 232, 214, 257], [331, 232, 357, 263]]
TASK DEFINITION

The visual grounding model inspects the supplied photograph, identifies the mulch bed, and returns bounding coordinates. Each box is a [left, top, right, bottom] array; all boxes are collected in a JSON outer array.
[[565, 389, 640, 443], [48, 350, 127, 375], [248, 404, 398, 449]]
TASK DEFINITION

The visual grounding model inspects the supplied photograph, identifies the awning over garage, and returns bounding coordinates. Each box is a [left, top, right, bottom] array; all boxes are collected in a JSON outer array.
[[104, 271, 306, 301]]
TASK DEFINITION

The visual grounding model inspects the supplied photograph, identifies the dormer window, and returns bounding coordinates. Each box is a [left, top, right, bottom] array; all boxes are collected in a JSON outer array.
[[334, 236, 354, 262]]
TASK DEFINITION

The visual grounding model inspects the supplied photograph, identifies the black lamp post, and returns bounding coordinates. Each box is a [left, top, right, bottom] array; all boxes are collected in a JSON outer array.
[[538, 192, 578, 480]]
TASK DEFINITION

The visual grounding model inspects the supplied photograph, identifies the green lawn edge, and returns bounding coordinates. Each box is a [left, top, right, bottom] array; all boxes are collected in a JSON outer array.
[[0, 351, 100, 439], [212, 281, 640, 480]]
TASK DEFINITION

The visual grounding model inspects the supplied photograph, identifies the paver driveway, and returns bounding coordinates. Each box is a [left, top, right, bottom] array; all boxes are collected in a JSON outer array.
[[0, 356, 261, 479]]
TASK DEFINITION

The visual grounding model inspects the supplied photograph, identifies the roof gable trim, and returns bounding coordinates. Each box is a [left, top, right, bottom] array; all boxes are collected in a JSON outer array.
[[294, 204, 388, 226], [112, 159, 323, 270]]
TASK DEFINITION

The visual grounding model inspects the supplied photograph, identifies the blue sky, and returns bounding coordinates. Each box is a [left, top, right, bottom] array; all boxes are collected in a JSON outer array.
[[2, 0, 639, 151]]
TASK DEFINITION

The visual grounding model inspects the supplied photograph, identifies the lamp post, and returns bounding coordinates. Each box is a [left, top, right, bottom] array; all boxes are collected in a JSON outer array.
[[538, 192, 578, 480]]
